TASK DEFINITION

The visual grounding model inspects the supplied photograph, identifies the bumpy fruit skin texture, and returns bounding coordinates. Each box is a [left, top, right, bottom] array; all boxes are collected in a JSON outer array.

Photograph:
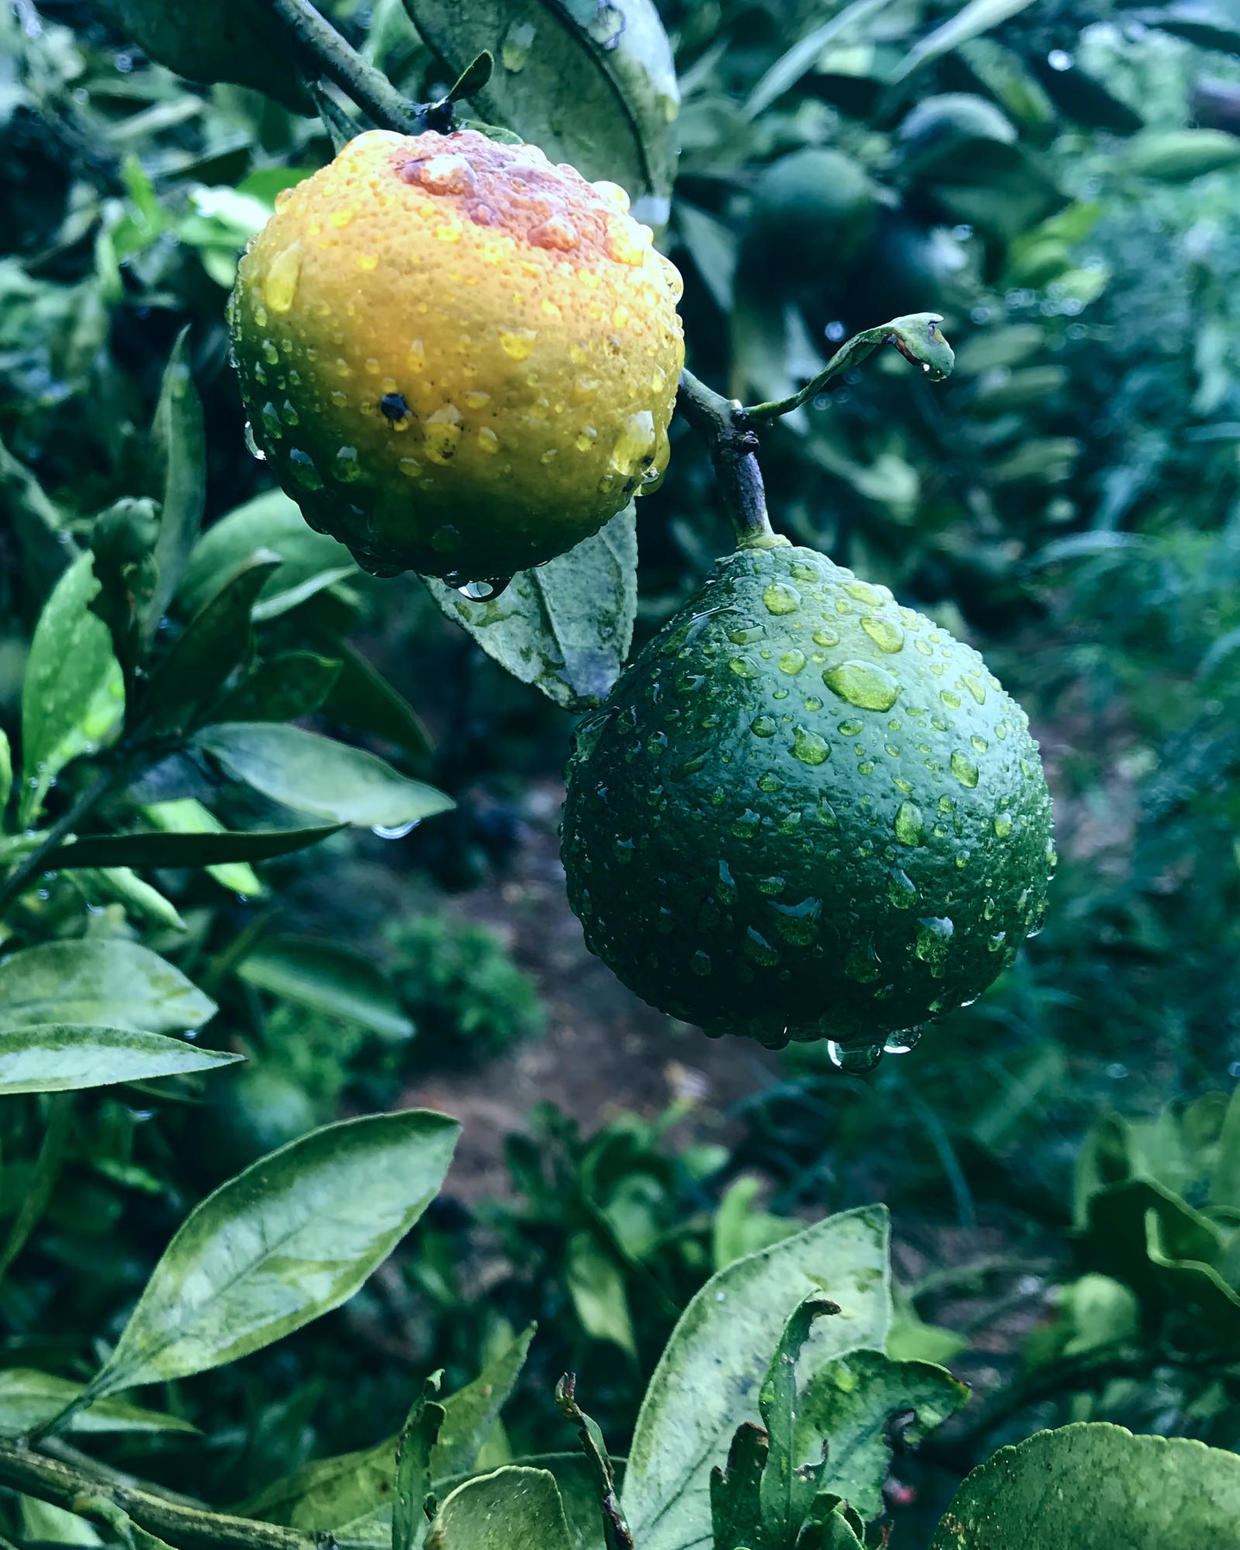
[[562, 541, 1055, 1052], [229, 129, 685, 580]]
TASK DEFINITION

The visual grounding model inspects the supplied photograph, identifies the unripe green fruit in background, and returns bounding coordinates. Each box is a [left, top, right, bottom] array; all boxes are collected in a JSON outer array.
[[561, 539, 1054, 1067]]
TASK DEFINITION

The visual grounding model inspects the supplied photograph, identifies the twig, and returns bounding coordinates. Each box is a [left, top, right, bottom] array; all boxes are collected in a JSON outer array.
[[675, 370, 776, 546], [259, 0, 421, 133]]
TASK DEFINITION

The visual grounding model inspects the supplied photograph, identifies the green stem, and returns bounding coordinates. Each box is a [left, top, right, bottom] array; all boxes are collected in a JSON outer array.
[[743, 311, 955, 421], [675, 369, 777, 547], [0, 764, 120, 920], [260, 0, 422, 133], [0, 1441, 331, 1550]]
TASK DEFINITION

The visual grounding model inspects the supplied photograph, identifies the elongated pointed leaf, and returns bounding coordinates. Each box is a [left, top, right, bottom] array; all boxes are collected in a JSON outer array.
[[929, 1423, 1240, 1548], [237, 937, 412, 1042], [426, 1466, 573, 1550], [0, 940, 214, 1032], [890, 0, 1038, 81], [45, 823, 343, 872], [218, 652, 342, 724], [405, 0, 679, 216], [321, 643, 433, 760], [195, 724, 454, 829], [622, 1206, 890, 1550], [20, 552, 124, 825], [142, 796, 265, 896], [395, 1379, 445, 1550], [0, 1025, 240, 1095], [0, 1370, 197, 1437], [424, 508, 637, 712], [86, 1111, 460, 1397], [143, 331, 206, 646]]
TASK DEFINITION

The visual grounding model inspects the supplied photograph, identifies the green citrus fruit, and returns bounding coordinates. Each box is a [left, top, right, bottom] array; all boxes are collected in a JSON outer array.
[[561, 538, 1055, 1065], [228, 128, 685, 582], [742, 147, 879, 283]]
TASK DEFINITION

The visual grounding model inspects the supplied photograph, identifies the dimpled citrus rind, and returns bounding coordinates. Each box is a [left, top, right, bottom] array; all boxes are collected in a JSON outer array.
[[228, 128, 685, 580], [561, 542, 1055, 1051]]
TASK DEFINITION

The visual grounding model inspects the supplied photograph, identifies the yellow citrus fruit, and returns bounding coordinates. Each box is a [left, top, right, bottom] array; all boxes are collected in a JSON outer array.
[[228, 128, 685, 581]]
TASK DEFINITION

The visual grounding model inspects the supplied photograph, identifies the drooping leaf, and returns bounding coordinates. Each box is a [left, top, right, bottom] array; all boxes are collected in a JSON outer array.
[[928, 1423, 1240, 1548], [424, 507, 638, 712], [84, 1111, 460, 1399], [622, 1206, 891, 1550], [425, 1466, 573, 1550], [237, 937, 413, 1042], [20, 552, 125, 826], [0, 1371, 197, 1438], [142, 331, 206, 648], [195, 723, 454, 829], [0, 940, 214, 1033], [0, 1025, 241, 1096], [404, 0, 679, 217], [1123, 128, 1240, 181]]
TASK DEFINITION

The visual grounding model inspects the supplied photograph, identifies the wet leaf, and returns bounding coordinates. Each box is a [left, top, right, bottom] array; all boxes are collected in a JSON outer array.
[[929, 1423, 1240, 1547], [395, 1377, 445, 1550], [0, 1025, 241, 1095], [0, 940, 214, 1032], [85, 1110, 460, 1397], [140, 797, 267, 895], [424, 507, 637, 712], [20, 552, 125, 826], [195, 723, 454, 829], [404, 0, 679, 217]]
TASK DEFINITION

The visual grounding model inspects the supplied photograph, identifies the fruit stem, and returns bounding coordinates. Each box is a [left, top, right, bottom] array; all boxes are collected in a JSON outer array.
[[743, 311, 956, 421], [677, 369, 778, 547], [260, 0, 424, 134]]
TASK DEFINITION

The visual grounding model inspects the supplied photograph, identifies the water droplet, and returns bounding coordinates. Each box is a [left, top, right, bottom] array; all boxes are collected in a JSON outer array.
[[845, 579, 888, 605], [242, 421, 266, 461], [883, 1029, 921, 1056], [263, 243, 302, 314], [750, 715, 777, 738], [499, 328, 538, 361], [962, 672, 987, 705], [950, 751, 979, 788], [988, 931, 1007, 953], [333, 446, 361, 482], [500, 17, 537, 70], [861, 616, 905, 653], [823, 660, 900, 712], [424, 404, 464, 464], [837, 718, 864, 736], [843, 943, 882, 983], [887, 868, 917, 908], [287, 448, 322, 490], [260, 401, 283, 439], [729, 656, 759, 679], [812, 627, 839, 648], [609, 410, 656, 475], [477, 426, 500, 455], [372, 819, 420, 839], [261, 337, 280, 366], [779, 650, 807, 675], [792, 727, 829, 765], [894, 801, 925, 846], [452, 577, 512, 602], [763, 581, 800, 615], [993, 814, 1014, 839], [575, 426, 598, 452], [827, 1040, 883, 1073], [691, 950, 712, 976], [940, 689, 962, 709]]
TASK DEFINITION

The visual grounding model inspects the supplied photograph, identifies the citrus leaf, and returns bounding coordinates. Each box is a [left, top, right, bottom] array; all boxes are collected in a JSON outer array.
[[745, 0, 899, 119], [426, 1466, 573, 1550], [143, 330, 206, 648], [44, 824, 343, 872], [75, 867, 186, 933], [890, 0, 1038, 82], [0, 1025, 241, 1096], [622, 1205, 891, 1550], [0, 1369, 198, 1437], [320, 643, 434, 761], [19, 552, 125, 826], [1124, 128, 1240, 181], [424, 506, 637, 712], [217, 651, 342, 724], [395, 1378, 445, 1550], [85, 1110, 460, 1397], [404, 0, 679, 217], [195, 723, 454, 829], [141, 797, 267, 896], [929, 1423, 1240, 1548], [0, 940, 214, 1032], [237, 936, 413, 1042]]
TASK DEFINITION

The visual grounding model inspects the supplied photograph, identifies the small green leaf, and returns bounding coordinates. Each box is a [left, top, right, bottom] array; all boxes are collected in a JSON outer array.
[[0, 1369, 197, 1437], [237, 936, 412, 1042], [217, 651, 342, 724], [424, 507, 638, 712], [623, 1207, 891, 1550], [404, 0, 679, 216], [143, 330, 206, 648], [0, 940, 214, 1032], [86, 1110, 460, 1398], [195, 723, 454, 830], [45, 823, 342, 874], [929, 1423, 1240, 1548], [710, 1424, 768, 1550], [74, 867, 186, 932], [141, 552, 282, 735], [141, 797, 267, 895], [758, 1294, 841, 1538], [1123, 128, 1240, 182], [20, 552, 125, 826], [565, 1233, 637, 1357], [396, 1377, 446, 1550], [0, 1025, 241, 1096], [0, 726, 13, 818], [426, 1466, 573, 1550], [431, 1323, 538, 1481]]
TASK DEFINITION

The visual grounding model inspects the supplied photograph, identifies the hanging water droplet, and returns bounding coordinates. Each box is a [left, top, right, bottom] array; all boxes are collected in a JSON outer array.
[[242, 421, 266, 461], [883, 1028, 922, 1056], [372, 818, 421, 839], [453, 577, 512, 602], [827, 1041, 883, 1073]]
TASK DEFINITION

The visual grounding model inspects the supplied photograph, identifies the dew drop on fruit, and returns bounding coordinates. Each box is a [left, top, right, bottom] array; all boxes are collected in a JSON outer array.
[[894, 801, 925, 846], [827, 1040, 883, 1073], [950, 751, 980, 788], [993, 813, 1014, 838], [823, 660, 900, 712], [263, 243, 302, 313], [887, 867, 917, 907], [242, 421, 266, 462], [499, 328, 538, 361], [762, 581, 800, 615], [779, 649, 807, 675], [861, 615, 905, 653], [260, 401, 283, 440], [609, 410, 656, 475], [750, 715, 777, 738], [424, 404, 463, 464], [287, 448, 323, 490], [883, 1029, 922, 1056], [792, 727, 829, 765], [333, 446, 361, 482]]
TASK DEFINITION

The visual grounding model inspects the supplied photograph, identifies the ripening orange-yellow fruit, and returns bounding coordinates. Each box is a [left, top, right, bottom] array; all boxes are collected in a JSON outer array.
[[228, 128, 685, 582]]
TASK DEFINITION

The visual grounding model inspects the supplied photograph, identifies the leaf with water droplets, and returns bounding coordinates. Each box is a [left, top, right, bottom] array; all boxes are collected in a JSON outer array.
[[424, 505, 637, 712], [403, 0, 680, 216], [84, 1110, 460, 1399], [20, 552, 125, 826]]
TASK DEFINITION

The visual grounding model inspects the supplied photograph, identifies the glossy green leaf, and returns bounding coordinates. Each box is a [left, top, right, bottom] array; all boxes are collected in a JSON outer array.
[[195, 723, 454, 829], [177, 489, 356, 623], [425, 1466, 573, 1550], [0, 940, 214, 1032], [143, 331, 206, 647], [1210, 1083, 1240, 1211], [19, 552, 125, 825], [237, 936, 412, 1042], [0, 1370, 197, 1437], [929, 1423, 1240, 1548], [86, 1110, 460, 1398], [623, 1206, 890, 1550], [75, 867, 186, 932], [44, 824, 342, 874], [142, 553, 281, 735], [217, 651, 342, 724], [890, 0, 1038, 81], [141, 797, 266, 896], [404, 0, 679, 216], [0, 1025, 241, 1095], [424, 507, 637, 712]]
